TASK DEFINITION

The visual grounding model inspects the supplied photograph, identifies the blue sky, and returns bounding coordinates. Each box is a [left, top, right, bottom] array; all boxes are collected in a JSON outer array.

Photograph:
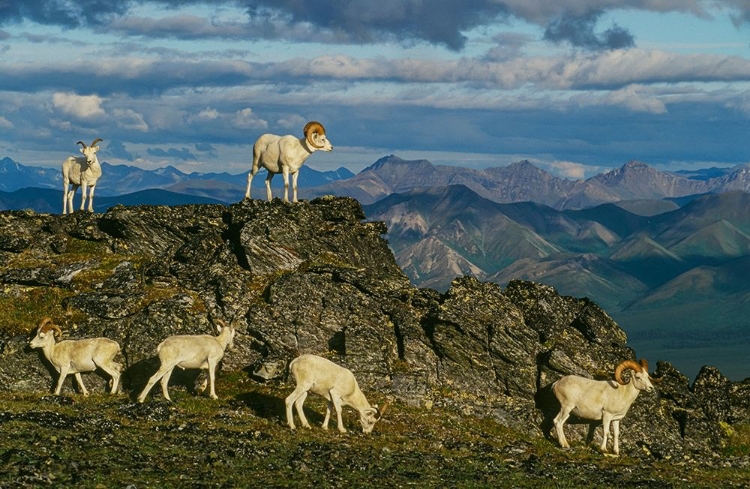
[[1, 0, 749, 178]]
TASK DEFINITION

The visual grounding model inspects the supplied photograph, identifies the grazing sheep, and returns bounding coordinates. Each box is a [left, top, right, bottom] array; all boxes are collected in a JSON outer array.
[[552, 359, 658, 455], [245, 121, 333, 203], [137, 320, 235, 403], [285, 354, 388, 434], [62, 138, 103, 214], [28, 317, 121, 396]]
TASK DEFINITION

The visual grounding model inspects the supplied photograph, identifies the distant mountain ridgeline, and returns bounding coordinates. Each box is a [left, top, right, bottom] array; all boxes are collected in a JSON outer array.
[[3, 154, 750, 379]]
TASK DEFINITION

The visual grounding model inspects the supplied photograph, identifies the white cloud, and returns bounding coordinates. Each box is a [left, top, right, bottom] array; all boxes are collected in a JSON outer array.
[[52, 92, 106, 120], [548, 160, 590, 179], [187, 107, 220, 124], [0, 116, 13, 129], [233, 108, 268, 129], [113, 108, 149, 132]]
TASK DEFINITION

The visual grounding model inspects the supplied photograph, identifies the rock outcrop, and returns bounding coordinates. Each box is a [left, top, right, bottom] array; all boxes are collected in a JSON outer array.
[[0, 197, 747, 460]]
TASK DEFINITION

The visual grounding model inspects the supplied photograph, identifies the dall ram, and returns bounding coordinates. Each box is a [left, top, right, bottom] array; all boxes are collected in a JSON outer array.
[[285, 354, 388, 434], [552, 359, 658, 455], [137, 320, 235, 403], [28, 317, 121, 396], [245, 121, 332, 203], [62, 138, 103, 214]]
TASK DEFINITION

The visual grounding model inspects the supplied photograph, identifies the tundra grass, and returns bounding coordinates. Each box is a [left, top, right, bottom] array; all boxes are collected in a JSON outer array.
[[0, 376, 748, 488]]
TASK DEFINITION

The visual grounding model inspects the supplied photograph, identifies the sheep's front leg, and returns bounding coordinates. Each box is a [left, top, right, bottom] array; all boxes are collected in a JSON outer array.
[[612, 420, 621, 455], [600, 413, 613, 454], [54, 366, 70, 395], [265, 172, 274, 201], [74, 373, 89, 396], [330, 391, 347, 433], [281, 167, 290, 203], [86, 185, 96, 212], [79, 182, 88, 211]]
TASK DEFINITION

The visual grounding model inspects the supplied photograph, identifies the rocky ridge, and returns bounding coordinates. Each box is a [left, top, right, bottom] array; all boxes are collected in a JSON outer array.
[[0, 197, 747, 463]]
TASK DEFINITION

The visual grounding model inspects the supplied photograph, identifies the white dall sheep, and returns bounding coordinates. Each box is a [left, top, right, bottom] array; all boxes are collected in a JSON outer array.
[[552, 359, 658, 455], [285, 354, 388, 434], [245, 121, 333, 203], [28, 317, 122, 396], [137, 320, 235, 403], [62, 138, 104, 214]]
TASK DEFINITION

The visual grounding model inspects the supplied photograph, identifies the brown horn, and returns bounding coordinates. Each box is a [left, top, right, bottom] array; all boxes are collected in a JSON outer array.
[[304, 121, 326, 149], [377, 400, 391, 419], [614, 360, 642, 385], [77, 141, 87, 148], [90, 138, 103, 147], [38, 317, 54, 330]]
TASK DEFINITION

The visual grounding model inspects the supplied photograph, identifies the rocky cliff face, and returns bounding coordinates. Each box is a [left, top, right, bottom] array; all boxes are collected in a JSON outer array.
[[0, 197, 746, 459]]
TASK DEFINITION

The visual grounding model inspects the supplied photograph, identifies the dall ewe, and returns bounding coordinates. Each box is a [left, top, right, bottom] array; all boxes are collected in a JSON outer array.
[[137, 320, 235, 403], [62, 138, 103, 214], [28, 317, 121, 396], [245, 121, 333, 203], [552, 359, 658, 455], [285, 354, 388, 434]]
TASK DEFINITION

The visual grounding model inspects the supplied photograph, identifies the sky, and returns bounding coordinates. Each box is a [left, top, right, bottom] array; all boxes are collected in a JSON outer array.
[[1, 0, 749, 179]]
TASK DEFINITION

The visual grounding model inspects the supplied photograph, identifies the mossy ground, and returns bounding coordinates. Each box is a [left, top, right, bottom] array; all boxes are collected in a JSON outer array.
[[1, 373, 748, 488]]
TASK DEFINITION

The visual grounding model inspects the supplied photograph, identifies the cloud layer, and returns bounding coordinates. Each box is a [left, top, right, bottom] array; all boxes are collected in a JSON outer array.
[[0, 0, 749, 175]]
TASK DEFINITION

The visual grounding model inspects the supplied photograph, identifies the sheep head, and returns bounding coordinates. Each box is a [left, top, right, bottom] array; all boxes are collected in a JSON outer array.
[[29, 317, 62, 348], [77, 138, 103, 165], [614, 359, 655, 392], [303, 121, 333, 152]]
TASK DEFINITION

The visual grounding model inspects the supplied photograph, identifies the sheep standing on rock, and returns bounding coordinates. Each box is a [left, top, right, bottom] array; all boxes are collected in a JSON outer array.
[[285, 354, 388, 434], [28, 317, 122, 396], [245, 121, 333, 203], [137, 320, 235, 403], [62, 138, 103, 214], [552, 359, 658, 455]]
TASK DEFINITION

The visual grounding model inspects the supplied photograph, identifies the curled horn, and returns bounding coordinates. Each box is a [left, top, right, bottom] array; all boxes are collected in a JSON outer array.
[[90, 138, 103, 147], [303, 121, 326, 149], [640, 358, 662, 383], [614, 359, 642, 385], [77, 141, 87, 148], [376, 400, 391, 420], [38, 317, 62, 339]]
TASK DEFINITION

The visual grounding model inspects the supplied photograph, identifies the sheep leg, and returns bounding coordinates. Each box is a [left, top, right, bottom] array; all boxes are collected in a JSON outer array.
[[281, 167, 290, 203], [322, 399, 333, 430], [62, 181, 69, 214], [79, 182, 88, 211], [600, 413, 613, 454], [553, 407, 572, 448], [265, 172, 274, 201], [328, 390, 347, 433], [206, 361, 218, 399], [159, 367, 175, 401], [245, 166, 259, 199], [98, 360, 121, 394], [54, 366, 70, 395], [74, 373, 89, 396], [65, 185, 78, 215], [138, 362, 175, 402], [291, 171, 299, 203], [86, 185, 96, 212], [285, 387, 310, 429], [612, 420, 620, 455]]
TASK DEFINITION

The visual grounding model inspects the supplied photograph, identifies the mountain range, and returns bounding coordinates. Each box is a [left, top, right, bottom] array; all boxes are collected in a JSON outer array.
[[2, 154, 750, 379]]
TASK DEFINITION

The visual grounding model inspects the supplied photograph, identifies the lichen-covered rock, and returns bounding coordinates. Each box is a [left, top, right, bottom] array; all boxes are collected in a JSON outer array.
[[0, 197, 744, 461]]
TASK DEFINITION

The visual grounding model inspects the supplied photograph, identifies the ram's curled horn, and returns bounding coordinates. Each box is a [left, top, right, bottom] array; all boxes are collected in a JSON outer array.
[[38, 317, 62, 339], [304, 121, 326, 149], [376, 400, 391, 419], [77, 141, 87, 148], [639, 358, 663, 383], [614, 359, 643, 385], [90, 138, 103, 147]]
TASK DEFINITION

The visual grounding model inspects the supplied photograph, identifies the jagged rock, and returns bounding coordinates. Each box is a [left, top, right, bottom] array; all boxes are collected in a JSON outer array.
[[0, 197, 745, 461]]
